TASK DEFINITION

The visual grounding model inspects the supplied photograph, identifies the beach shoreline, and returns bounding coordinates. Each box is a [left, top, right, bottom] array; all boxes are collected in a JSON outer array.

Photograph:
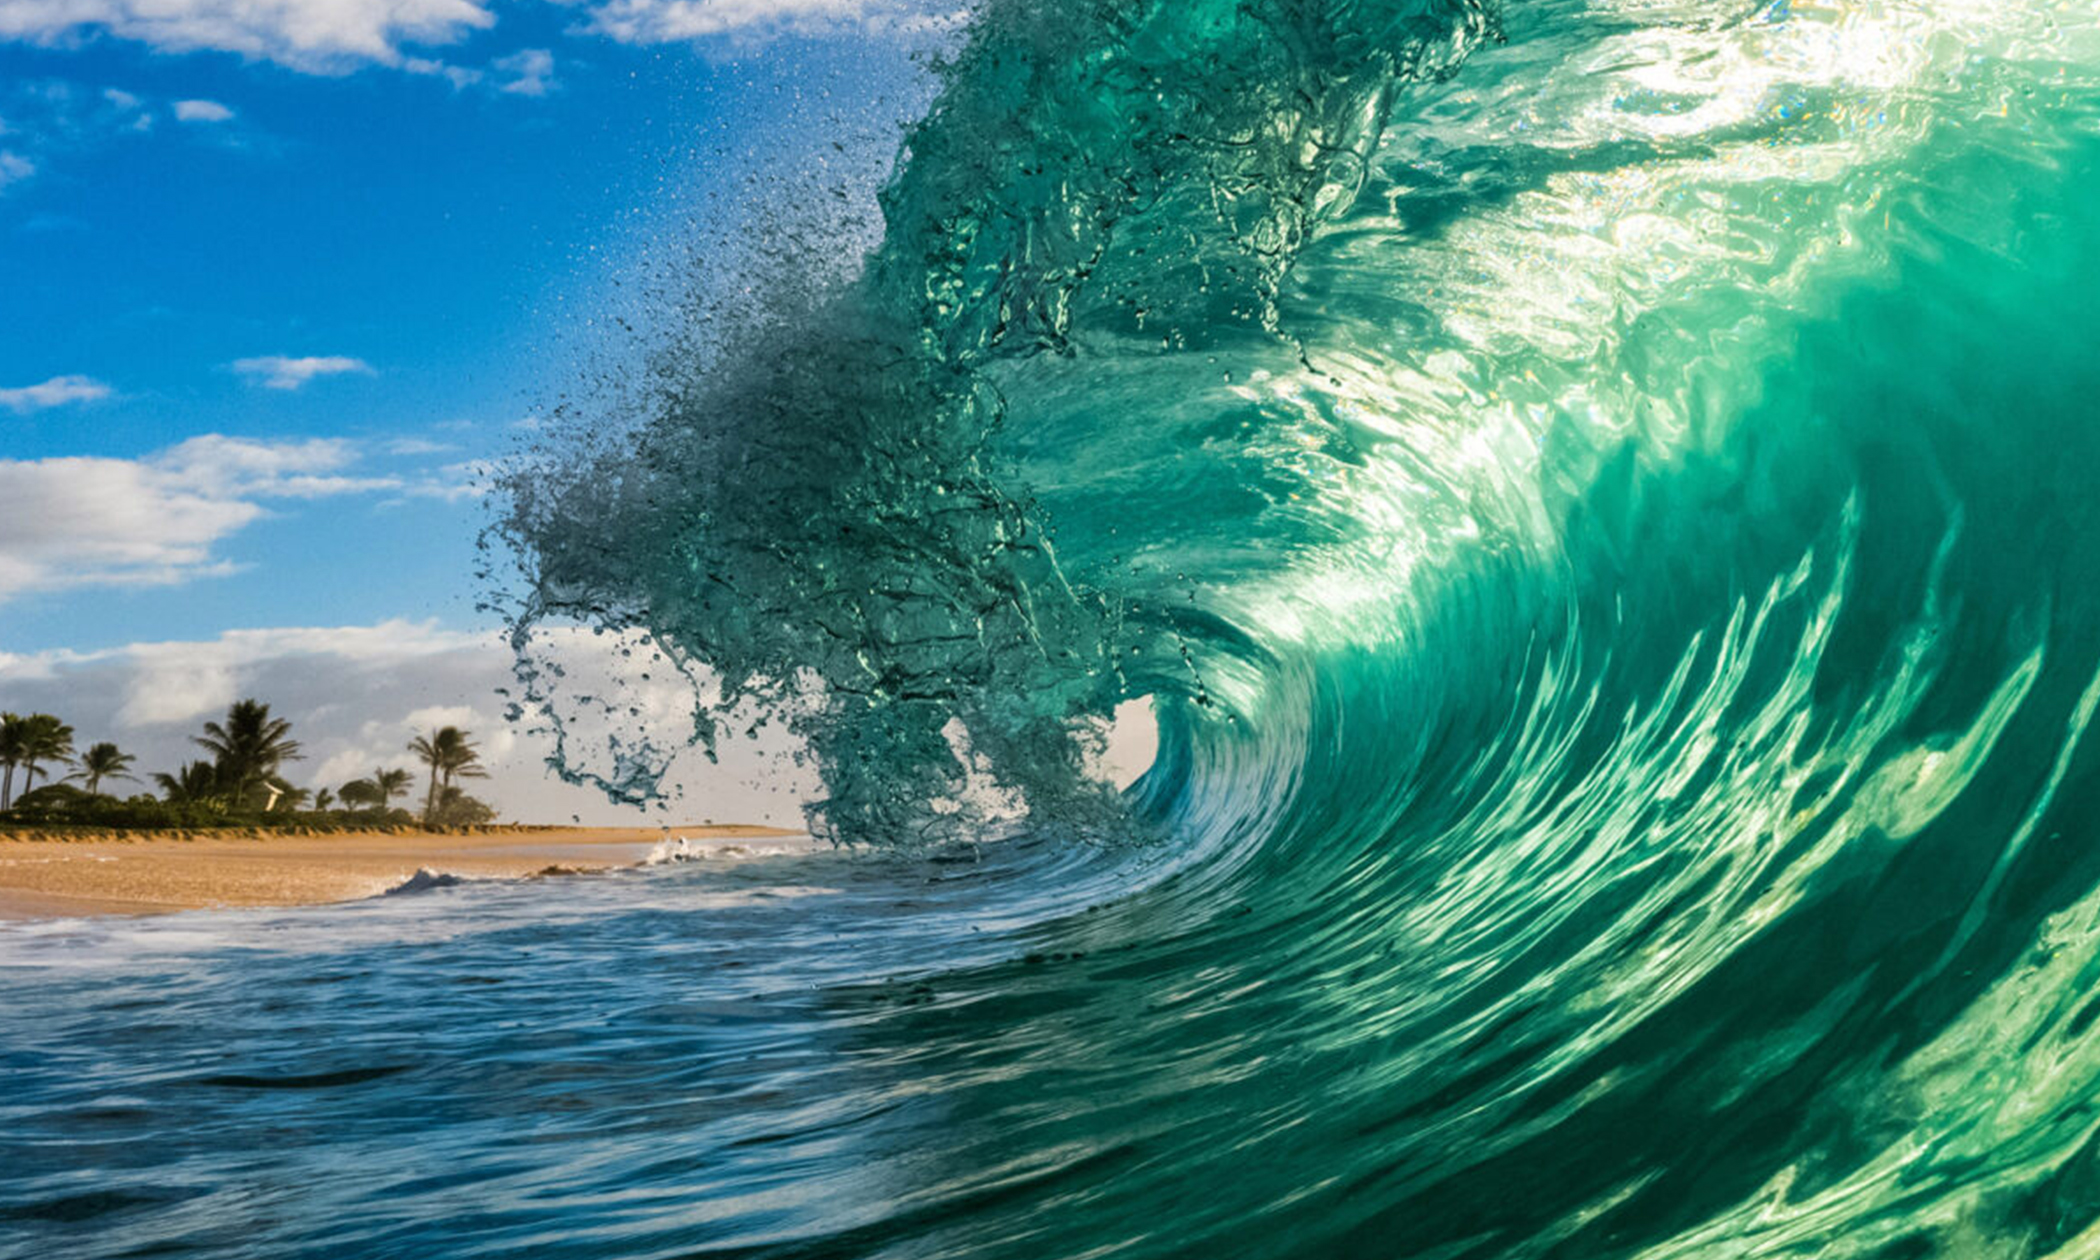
[[0, 825, 805, 921]]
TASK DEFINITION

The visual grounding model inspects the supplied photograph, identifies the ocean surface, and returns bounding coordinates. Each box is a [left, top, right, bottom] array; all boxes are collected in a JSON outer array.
[[16, 0, 2100, 1255]]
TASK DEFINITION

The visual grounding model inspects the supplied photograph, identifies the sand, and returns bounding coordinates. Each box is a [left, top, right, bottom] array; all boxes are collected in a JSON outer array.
[[0, 825, 803, 920]]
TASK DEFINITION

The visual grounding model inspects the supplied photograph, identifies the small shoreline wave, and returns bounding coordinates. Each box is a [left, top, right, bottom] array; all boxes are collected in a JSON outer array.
[[378, 833, 817, 899], [643, 836, 800, 865], [381, 868, 473, 896]]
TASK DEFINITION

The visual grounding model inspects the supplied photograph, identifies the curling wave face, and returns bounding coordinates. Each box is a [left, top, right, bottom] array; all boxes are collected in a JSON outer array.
[[488, 0, 2100, 1254]]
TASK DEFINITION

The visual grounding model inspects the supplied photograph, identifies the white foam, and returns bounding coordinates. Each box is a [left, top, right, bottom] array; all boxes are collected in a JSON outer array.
[[643, 836, 807, 865], [643, 836, 705, 865]]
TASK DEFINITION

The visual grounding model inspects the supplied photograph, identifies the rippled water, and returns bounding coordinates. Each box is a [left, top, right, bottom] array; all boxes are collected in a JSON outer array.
[[0, 841, 1168, 1257], [16, 0, 2100, 1254]]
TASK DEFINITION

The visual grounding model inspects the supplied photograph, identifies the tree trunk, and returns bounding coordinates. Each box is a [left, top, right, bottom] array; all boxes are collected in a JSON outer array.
[[424, 768, 438, 824], [1, 763, 12, 811]]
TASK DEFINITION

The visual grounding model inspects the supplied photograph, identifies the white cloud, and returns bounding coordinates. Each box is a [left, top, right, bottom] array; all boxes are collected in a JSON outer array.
[[403, 56, 482, 90], [402, 702, 481, 731], [155, 433, 398, 497], [0, 458, 256, 597], [0, 148, 33, 189], [492, 47, 553, 96], [0, 78, 170, 187], [172, 98, 233, 122], [574, 0, 962, 44], [232, 354, 373, 390], [0, 0, 946, 71], [0, 435, 400, 599], [384, 437, 454, 456], [382, 456, 492, 503], [397, 48, 555, 96], [398, 480, 485, 503], [0, 621, 816, 826], [0, 0, 496, 71], [0, 373, 110, 413], [109, 622, 482, 725]]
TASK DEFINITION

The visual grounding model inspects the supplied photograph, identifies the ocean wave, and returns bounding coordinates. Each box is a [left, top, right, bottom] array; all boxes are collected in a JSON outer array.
[[492, 0, 2100, 1253]]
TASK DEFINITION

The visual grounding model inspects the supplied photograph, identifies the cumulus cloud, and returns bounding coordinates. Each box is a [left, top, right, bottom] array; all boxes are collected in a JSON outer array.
[[0, 621, 815, 826], [172, 98, 233, 122], [0, 435, 399, 599], [232, 354, 373, 390], [0, 373, 110, 413], [0, 0, 495, 71]]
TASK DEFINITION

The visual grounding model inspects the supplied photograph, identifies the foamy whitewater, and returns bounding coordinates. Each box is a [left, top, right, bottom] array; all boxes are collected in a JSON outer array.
[[11, 0, 2100, 1255]]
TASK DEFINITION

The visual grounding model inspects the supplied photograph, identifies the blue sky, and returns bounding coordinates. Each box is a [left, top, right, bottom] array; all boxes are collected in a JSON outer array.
[[0, 0, 942, 822]]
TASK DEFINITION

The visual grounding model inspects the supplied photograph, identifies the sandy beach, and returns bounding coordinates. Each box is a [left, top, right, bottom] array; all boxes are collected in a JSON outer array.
[[0, 825, 804, 920]]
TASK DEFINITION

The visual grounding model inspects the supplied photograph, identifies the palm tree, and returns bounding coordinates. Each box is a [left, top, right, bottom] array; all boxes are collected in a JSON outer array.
[[312, 787, 336, 811], [372, 767, 412, 814], [68, 742, 138, 795], [154, 761, 223, 805], [408, 732, 443, 822], [0, 713, 23, 811], [338, 769, 411, 814], [409, 728, 485, 823], [15, 715, 75, 800], [438, 744, 489, 824], [338, 778, 383, 811], [193, 700, 301, 810], [441, 733, 486, 780]]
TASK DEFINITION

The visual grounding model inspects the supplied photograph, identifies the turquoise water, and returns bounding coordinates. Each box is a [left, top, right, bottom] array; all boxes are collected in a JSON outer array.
[[18, 0, 2100, 1255]]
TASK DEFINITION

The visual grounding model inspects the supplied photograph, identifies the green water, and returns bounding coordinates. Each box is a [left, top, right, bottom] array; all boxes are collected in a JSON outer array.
[[488, 0, 2100, 1254]]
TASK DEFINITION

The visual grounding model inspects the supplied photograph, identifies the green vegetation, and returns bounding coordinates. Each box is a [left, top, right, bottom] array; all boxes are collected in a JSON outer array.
[[0, 715, 24, 811], [409, 726, 490, 825], [152, 761, 222, 806], [69, 742, 139, 796], [192, 699, 301, 811], [340, 766, 415, 815], [0, 712, 76, 810], [0, 700, 504, 833]]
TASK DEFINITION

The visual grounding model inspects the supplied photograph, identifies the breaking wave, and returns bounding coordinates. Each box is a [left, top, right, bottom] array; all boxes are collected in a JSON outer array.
[[495, 0, 2100, 1253]]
